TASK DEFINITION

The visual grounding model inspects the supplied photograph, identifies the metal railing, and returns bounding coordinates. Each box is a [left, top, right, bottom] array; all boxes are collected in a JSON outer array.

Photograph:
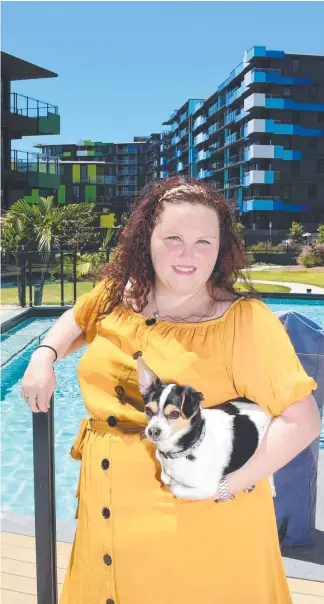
[[10, 92, 58, 118], [10, 150, 59, 176]]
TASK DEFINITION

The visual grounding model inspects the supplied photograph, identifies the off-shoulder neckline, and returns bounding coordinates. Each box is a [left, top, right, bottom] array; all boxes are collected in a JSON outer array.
[[114, 296, 248, 328]]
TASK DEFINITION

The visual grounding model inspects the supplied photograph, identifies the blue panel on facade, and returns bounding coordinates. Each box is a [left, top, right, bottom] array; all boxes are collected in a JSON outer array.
[[253, 73, 312, 86], [284, 100, 324, 112], [265, 98, 285, 109], [265, 120, 294, 134], [274, 147, 302, 160], [265, 50, 285, 58], [264, 171, 275, 184], [242, 199, 309, 213]]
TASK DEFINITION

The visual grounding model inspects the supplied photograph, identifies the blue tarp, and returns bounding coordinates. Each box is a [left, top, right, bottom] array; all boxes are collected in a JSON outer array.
[[273, 310, 324, 546]]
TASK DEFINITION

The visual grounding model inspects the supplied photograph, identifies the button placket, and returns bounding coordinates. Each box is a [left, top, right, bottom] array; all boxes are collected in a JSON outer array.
[[101, 434, 115, 604]]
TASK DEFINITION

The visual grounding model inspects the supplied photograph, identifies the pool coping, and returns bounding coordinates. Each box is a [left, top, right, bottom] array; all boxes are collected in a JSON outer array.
[[1, 294, 324, 334]]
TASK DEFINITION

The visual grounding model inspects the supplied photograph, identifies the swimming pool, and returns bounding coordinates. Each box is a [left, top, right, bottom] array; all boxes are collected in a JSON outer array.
[[1, 299, 323, 521]]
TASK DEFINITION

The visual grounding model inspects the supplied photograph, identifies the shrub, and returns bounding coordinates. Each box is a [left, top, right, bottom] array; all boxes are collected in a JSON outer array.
[[244, 251, 255, 267], [298, 243, 324, 268]]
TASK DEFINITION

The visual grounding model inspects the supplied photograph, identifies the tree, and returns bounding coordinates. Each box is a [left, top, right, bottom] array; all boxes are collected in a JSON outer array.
[[288, 221, 304, 246], [317, 224, 324, 244]]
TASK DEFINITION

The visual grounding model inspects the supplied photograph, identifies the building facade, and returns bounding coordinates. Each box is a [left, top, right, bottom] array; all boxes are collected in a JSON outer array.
[[35, 138, 149, 227], [1, 52, 60, 210], [160, 46, 324, 229]]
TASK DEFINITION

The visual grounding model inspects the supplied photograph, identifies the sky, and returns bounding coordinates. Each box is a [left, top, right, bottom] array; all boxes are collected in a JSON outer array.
[[2, 1, 324, 153]]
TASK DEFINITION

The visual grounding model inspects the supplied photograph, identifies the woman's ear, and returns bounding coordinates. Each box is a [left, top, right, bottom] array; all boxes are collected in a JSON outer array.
[[137, 357, 160, 395], [181, 387, 204, 419]]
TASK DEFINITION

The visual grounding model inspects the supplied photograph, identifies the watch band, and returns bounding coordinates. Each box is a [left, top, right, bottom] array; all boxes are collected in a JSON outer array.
[[217, 476, 235, 503]]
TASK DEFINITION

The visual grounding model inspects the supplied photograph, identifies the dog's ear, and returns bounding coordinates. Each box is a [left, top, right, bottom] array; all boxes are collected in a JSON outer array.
[[137, 357, 160, 395], [181, 387, 204, 419]]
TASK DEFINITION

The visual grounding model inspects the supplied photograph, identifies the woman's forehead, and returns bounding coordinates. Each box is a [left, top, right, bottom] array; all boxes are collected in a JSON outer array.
[[157, 202, 219, 233]]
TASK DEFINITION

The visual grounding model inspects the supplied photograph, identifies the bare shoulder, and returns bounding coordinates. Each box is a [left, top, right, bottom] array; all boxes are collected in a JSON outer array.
[[209, 287, 240, 320]]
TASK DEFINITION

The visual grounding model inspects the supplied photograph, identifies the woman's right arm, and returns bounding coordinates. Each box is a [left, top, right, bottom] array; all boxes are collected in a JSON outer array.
[[21, 308, 86, 414]]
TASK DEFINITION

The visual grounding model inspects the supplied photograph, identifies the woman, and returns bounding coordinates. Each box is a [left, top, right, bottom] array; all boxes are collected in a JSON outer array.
[[21, 176, 320, 604]]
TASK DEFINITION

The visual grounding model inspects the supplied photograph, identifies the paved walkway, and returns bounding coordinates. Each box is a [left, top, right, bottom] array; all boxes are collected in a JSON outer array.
[[238, 279, 324, 294]]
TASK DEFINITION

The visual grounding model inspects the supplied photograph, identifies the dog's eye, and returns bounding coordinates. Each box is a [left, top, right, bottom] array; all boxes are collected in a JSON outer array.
[[167, 411, 181, 420], [145, 407, 154, 417]]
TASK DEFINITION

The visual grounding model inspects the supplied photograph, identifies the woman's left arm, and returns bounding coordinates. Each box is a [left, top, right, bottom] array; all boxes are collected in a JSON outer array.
[[226, 393, 322, 497]]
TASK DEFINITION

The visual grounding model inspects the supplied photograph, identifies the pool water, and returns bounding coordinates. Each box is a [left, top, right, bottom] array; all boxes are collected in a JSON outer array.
[[1, 300, 324, 521]]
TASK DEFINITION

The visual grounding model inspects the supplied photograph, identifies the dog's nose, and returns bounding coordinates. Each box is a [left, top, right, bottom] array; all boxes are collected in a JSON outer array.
[[148, 427, 162, 440]]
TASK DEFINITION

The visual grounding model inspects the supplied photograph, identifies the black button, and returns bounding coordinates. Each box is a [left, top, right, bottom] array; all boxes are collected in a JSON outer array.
[[101, 459, 110, 470], [107, 416, 117, 427], [102, 507, 111, 519], [132, 351, 143, 360], [115, 385, 124, 398], [103, 554, 112, 566], [145, 317, 156, 326], [106, 600, 115, 604]]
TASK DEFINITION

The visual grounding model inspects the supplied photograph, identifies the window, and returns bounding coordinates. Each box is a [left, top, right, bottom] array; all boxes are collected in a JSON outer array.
[[308, 184, 317, 198], [309, 85, 319, 99], [59, 164, 64, 176], [81, 165, 87, 181], [282, 185, 290, 200], [318, 113, 324, 123], [309, 137, 318, 149], [317, 158, 324, 173], [292, 59, 300, 74], [291, 162, 300, 176], [73, 185, 80, 199], [283, 87, 292, 97]]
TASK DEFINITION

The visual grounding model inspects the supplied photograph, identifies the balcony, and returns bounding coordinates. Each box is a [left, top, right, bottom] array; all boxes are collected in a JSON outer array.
[[193, 115, 207, 131], [88, 176, 116, 185], [243, 170, 280, 186], [3, 150, 60, 189], [3, 92, 60, 139], [115, 159, 137, 165], [224, 176, 242, 189]]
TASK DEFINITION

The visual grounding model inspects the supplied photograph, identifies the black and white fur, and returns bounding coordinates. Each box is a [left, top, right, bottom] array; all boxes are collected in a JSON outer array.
[[137, 358, 276, 501]]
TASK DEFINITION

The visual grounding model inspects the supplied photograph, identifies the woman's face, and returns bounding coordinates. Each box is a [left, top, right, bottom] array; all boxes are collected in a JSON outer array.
[[150, 202, 220, 294]]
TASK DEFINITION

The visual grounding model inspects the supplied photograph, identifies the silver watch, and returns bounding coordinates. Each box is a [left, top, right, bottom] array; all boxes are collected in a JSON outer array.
[[217, 476, 235, 503]]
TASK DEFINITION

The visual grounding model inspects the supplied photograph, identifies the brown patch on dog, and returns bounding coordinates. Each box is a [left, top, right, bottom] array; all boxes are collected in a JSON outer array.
[[145, 401, 159, 415], [164, 403, 190, 431]]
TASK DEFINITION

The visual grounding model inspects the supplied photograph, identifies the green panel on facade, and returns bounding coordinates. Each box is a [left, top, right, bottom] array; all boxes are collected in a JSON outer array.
[[100, 213, 115, 228], [87, 164, 96, 177], [24, 189, 39, 203], [85, 185, 96, 202], [72, 164, 80, 183], [63, 151, 72, 157], [58, 185, 66, 204], [38, 112, 60, 135], [84, 140, 94, 146], [87, 150, 95, 156]]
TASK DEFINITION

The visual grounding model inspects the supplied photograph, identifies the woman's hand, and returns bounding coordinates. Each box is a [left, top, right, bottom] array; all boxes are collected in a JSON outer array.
[[169, 479, 220, 501], [20, 348, 56, 413]]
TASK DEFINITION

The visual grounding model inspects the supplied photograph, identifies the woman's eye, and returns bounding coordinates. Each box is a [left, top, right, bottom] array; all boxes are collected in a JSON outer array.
[[167, 236, 181, 241], [197, 240, 210, 245], [168, 411, 181, 420]]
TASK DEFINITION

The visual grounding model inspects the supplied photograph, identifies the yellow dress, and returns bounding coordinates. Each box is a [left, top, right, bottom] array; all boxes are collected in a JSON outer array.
[[60, 281, 317, 604]]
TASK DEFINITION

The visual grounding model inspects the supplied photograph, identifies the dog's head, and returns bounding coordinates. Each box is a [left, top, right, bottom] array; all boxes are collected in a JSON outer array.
[[137, 357, 204, 447]]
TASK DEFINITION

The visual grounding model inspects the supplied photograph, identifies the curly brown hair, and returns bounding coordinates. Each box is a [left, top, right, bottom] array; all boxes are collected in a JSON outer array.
[[99, 175, 259, 318]]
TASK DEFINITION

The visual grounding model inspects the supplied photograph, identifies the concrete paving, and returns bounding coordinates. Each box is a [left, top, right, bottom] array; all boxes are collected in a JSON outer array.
[[238, 279, 324, 294]]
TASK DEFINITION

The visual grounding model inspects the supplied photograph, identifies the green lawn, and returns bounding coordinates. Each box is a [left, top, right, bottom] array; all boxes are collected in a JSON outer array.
[[242, 270, 324, 288], [1, 277, 291, 306], [236, 282, 290, 293], [1, 281, 94, 306]]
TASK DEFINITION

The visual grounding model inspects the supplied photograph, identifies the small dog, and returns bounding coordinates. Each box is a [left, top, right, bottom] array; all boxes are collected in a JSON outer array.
[[137, 358, 276, 501]]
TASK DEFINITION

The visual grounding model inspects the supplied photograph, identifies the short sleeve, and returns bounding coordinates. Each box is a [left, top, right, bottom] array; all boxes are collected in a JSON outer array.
[[73, 280, 108, 343], [224, 298, 317, 417]]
